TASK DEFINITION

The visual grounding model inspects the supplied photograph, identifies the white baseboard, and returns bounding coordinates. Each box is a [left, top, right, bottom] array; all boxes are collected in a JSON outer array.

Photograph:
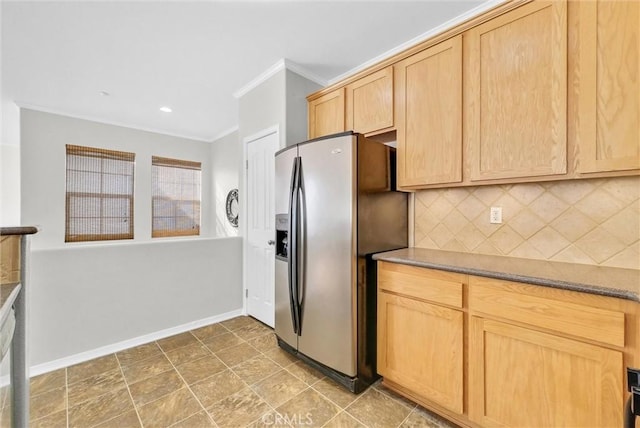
[[29, 308, 245, 378]]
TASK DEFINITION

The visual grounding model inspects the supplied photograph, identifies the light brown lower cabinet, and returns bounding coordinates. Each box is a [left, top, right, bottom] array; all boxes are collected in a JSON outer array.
[[468, 317, 623, 428], [377, 262, 466, 416], [376, 261, 639, 428], [377, 292, 463, 413]]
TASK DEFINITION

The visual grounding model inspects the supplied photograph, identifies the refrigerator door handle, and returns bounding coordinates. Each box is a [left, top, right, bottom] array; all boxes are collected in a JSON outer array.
[[296, 165, 306, 334], [288, 157, 300, 334]]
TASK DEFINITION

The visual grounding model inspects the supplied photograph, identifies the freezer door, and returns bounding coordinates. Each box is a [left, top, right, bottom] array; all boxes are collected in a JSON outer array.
[[274, 146, 298, 348], [297, 135, 356, 376]]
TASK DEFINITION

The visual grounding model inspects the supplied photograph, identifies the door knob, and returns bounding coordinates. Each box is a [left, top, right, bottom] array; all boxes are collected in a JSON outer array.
[[268, 240, 276, 246]]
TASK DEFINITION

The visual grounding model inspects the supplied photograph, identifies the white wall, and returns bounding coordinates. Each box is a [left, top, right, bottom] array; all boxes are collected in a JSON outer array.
[[21, 109, 243, 369], [21, 109, 214, 248], [30, 237, 242, 367], [239, 69, 287, 149], [0, 103, 21, 225], [0, 143, 20, 225], [211, 130, 241, 237], [286, 69, 321, 146], [237, 68, 320, 149], [236, 66, 321, 244], [1, 0, 22, 225]]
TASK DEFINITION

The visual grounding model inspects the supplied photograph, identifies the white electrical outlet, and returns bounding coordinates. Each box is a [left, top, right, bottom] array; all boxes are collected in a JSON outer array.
[[490, 207, 502, 224]]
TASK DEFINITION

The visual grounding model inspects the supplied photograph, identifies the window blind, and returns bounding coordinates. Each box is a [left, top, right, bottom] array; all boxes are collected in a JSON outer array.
[[65, 145, 135, 242], [151, 156, 201, 237]]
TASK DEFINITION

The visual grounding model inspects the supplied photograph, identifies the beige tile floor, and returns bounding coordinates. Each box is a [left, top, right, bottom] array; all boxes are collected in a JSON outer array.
[[29, 316, 456, 428]]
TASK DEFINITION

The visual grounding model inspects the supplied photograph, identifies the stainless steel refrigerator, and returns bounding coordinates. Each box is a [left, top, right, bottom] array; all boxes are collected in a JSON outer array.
[[274, 131, 407, 393]]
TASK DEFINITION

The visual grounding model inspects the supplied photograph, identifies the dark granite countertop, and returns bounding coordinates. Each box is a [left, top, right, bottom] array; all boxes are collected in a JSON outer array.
[[373, 248, 640, 302], [0, 226, 38, 236]]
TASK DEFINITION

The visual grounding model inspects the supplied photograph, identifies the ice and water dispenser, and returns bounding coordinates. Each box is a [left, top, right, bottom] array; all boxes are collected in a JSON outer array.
[[275, 214, 288, 262]]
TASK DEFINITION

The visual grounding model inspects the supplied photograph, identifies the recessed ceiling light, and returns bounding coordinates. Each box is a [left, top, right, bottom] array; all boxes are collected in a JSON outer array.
[[159, 106, 172, 113], [99, 90, 110, 96]]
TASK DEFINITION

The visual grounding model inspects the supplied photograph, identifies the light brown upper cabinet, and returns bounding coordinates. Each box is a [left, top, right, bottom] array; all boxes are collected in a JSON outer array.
[[396, 36, 463, 188], [576, 0, 640, 173], [466, 1, 568, 181], [345, 67, 394, 135], [308, 88, 345, 139]]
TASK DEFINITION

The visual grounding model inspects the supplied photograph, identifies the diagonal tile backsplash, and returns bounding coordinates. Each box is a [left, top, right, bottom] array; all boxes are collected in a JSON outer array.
[[413, 176, 640, 269]]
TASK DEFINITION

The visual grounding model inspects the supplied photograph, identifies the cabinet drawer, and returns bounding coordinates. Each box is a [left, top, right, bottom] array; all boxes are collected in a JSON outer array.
[[469, 276, 625, 347], [378, 261, 464, 308]]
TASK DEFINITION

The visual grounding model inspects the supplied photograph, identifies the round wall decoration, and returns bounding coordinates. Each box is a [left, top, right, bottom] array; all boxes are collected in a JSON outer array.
[[225, 189, 239, 228]]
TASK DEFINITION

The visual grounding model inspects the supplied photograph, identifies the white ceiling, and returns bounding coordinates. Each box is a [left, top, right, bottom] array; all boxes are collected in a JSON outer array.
[[1, 1, 494, 142]]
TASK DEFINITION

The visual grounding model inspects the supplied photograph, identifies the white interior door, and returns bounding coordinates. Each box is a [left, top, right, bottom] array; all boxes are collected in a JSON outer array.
[[246, 130, 279, 327]]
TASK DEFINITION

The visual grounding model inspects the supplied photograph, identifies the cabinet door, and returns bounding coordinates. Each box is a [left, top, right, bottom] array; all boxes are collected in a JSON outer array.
[[577, 0, 640, 173], [467, 1, 567, 181], [308, 88, 345, 139], [396, 36, 463, 187], [469, 317, 623, 428], [377, 291, 463, 413], [345, 67, 393, 134]]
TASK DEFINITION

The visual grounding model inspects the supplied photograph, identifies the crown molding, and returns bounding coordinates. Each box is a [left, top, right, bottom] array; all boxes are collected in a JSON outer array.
[[328, 0, 507, 85], [283, 59, 327, 87], [15, 101, 212, 142], [210, 125, 239, 143], [233, 58, 327, 99]]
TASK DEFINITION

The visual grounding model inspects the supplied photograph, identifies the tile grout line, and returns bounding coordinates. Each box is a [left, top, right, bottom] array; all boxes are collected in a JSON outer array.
[[238, 322, 375, 428], [244, 364, 298, 428], [396, 409, 414, 428], [244, 332, 353, 428], [374, 382, 418, 410], [114, 352, 145, 428], [113, 342, 207, 427], [191, 322, 285, 426], [243, 361, 306, 428], [307, 382, 370, 427], [194, 320, 287, 425], [26, 374, 66, 425], [320, 411, 362, 428], [332, 388, 372, 428], [260, 347, 298, 372], [218, 338, 287, 426], [371, 383, 423, 428], [202, 322, 295, 427], [61, 356, 134, 428], [115, 329, 238, 428], [155, 335, 216, 426], [245, 393, 295, 428], [160, 327, 244, 427], [116, 319, 239, 399], [44, 317, 387, 428]]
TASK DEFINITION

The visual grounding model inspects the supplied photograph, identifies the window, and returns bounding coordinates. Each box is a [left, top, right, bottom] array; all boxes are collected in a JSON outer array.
[[151, 156, 201, 237], [65, 145, 135, 242]]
